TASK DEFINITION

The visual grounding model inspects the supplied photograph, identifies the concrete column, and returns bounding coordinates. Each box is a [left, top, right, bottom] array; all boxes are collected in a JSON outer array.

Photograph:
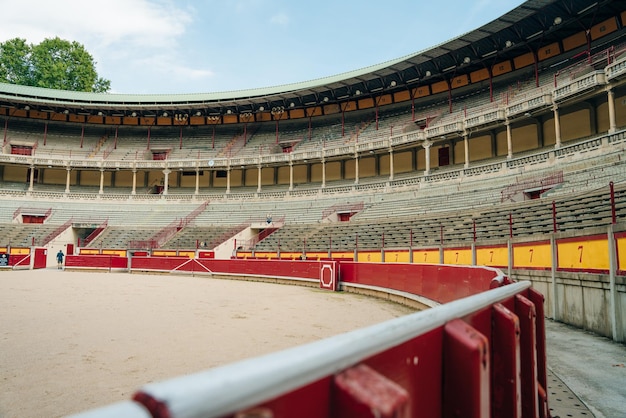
[[553, 105, 562, 148], [257, 165, 262, 193], [471, 242, 476, 266], [506, 120, 513, 159], [463, 133, 470, 168], [226, 168, 231, 194], [354, 153, 359, 185], [28, 165, 35, 191], [162, 168, 170, 195], [389, 148, 394, 181], [423, 140, 432, 176], [131, 169, 137, 195], [65, 168, 71, 194], [608, 225, 623, 342], [99, 169, 105, 195], [607, 87, 617, 134], [194, 168, 200, 195], [289, 161, 294, 191], [550, 235, 558, 321], [321, 159, 326, 188], [507, 239, 513, 279]]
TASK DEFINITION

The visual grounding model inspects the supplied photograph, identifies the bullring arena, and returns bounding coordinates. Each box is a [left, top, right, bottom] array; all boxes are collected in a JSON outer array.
[[1, 0, 626, 417]]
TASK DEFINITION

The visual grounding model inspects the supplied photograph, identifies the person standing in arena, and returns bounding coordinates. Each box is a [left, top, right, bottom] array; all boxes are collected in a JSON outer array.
[[56, 249, 64, 269]]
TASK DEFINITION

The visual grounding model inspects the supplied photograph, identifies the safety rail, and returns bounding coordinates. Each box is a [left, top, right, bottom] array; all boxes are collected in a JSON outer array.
[[500, 171, 564, 202], [12, 206, 52, 221], [240, 216, 286, 250], [129, 201, 209, 249], [69, 278, 544, 418], [321, 201, 365, 219], [79, 219, 109, 247], [0, 44, 621, 175], [40, 217, 73, 246]]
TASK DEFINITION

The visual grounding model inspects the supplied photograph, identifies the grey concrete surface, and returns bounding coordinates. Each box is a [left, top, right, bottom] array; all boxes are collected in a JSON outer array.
[[546, 319, 626, 418]]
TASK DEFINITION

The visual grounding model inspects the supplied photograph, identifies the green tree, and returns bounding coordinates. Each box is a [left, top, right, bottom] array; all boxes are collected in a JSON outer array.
[[0, 38, 31, 85], [0, 37, 110, 93]]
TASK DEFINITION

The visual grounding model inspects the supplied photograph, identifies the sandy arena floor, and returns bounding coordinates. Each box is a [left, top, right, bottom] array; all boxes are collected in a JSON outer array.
[[0, 270, 415, 418]]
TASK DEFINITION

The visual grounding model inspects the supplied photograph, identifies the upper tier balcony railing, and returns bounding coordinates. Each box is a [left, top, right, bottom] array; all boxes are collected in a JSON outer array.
[[553, 70, 606, 102], [2, 52, 625, 172]]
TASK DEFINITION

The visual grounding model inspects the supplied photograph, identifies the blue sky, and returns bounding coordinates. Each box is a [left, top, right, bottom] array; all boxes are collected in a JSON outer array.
[[1, 0, 525, 94]]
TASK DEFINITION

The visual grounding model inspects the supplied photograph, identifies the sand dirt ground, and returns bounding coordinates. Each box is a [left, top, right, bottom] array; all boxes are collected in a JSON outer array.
[[0, 270, 415, 418]]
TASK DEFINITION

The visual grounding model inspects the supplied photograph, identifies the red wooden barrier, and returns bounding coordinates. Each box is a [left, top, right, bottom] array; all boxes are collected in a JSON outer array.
[[65, 254, 128, 270], [64, 258, 546, 418], [3, 253, 30, 268], [339, 262, 503, 303]]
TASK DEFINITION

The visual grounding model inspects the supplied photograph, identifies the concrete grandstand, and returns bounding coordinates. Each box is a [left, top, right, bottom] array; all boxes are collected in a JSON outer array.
[[1, 1, 625, 417]]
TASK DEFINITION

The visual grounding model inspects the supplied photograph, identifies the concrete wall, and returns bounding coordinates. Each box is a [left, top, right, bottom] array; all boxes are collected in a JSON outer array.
[[512, 269, 625, 341]]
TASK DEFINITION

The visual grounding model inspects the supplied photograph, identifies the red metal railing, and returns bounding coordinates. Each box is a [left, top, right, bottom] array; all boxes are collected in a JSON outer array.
[[129, 201, 209, 249], [80, 219, 109, 247], [501, 171, 563, 202], [40, 218, 73, 246]]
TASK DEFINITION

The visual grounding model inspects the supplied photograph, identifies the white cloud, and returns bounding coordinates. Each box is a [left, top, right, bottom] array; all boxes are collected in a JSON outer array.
[[0, 0, 192, 47], [132, 54, 214, 79], [0, 0, 209, 93], [270, 13, 290, 25]]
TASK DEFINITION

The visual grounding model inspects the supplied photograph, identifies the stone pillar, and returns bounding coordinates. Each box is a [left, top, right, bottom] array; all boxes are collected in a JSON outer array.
[[463, 133, 470, 168], [65, 167, 71, 194], [423, 140, 432, 176], [354, 153, 359, 185], [553, 105, 562, 148], [506, 120, 513, 159], [389, 148, 394, 181], [28, 165, 35, 192], [257, 165, 262, 193], [289, 161, 294, 191], [226, 168, 231, 194], [99, 169, 105, 195], [321, 159, 326, 188], [195, 168, 200, 195], [607, 87, 617, 134], [162, 168, 170, 195], [131, 169, 137, 195]]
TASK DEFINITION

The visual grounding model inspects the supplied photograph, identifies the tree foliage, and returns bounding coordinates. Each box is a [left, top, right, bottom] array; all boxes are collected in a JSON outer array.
[[0, 37, 110, 93]]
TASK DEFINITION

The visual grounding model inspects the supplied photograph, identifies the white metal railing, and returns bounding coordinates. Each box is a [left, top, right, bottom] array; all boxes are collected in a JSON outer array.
[[1, 129, 623, 203], [1, 54, 625, 176], [553, 70, 606, 102]]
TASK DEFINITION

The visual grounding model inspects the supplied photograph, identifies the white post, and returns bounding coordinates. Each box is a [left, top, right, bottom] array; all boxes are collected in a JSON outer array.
[[506, 120, 513, 159], [608, 225, 623, 342], [423, 140, 431, 176], [553, 105, 561, 148], [195, 169, 200, 195], [131, 168, 137, 195], [99, 169, 105, 195], [607, 87, 617, 134], [354, 153, 359, 185], [162, 168, 170, 195], [65, 167, 71, 194]]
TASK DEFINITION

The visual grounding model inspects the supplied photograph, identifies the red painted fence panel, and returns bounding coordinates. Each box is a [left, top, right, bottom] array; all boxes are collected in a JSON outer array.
[[66, 254, 128, 270], [339, 262, 504, 303]]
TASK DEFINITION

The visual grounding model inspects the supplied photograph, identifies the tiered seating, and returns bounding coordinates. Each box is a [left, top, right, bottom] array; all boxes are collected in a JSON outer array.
[[163, 226, 238, 250], [252, 181, 624, 253], [86, 226, 158, 249], [0, 224, 59, 247]]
